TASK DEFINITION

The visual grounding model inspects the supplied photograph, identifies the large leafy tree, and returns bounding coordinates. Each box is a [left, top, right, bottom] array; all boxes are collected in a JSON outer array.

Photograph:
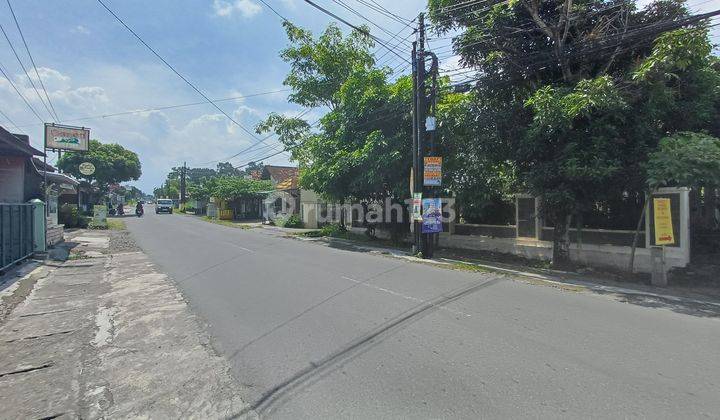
[[58, 139, 141, 192], [280, 21, 375, 110], [429, 0, 718, 266], [258, 23, 414, 220], [209, 177, 273, 201]]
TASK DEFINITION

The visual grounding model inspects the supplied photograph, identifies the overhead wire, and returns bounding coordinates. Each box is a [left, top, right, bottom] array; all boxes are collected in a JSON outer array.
[[95, 0, 266, 143], [0, 22, 56, 122], [14, 88, 292, 128], [256, 0, 290, 21], [6, 0, 60, 122], [0, 107, 24, 133], [355, 0, 411, 24], [301, 0, 409, 64], [203, 108, 314, 165], [0, 59, 45, 123], [431, 4, 720, 78], [330, 0, 412, 48]]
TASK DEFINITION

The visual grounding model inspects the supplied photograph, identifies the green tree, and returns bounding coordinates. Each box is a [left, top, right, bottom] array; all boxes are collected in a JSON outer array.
[[58, 139, 141, 192], [241, 161, 264, 177], [210, 177, 273, 200], [216, 161, 239, 177], [280, 21, 374, 109], [428, 0, 717, 266], [258, 22, 414, 230], [647, 132, 720, 188]]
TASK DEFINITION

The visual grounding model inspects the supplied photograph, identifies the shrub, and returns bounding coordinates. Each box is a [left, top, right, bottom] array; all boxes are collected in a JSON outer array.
[[320, 223, 346, 237], [300, 223, 347, 238], [59, 204, 79, 227], [277, 214, 303, 228]]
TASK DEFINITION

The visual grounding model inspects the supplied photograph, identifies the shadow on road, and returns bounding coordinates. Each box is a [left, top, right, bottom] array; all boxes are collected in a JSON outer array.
[[586, 288, 720, 318], [233, 275, 503, 417]]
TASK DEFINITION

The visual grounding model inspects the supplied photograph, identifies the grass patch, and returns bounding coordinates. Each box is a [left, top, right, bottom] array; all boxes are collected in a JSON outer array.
[[68, 253, 91, 260], [107, 219, 126, 231], [445, 260, 493, 273], [298, 224, 408, 250], [201, 216, 253, 229]]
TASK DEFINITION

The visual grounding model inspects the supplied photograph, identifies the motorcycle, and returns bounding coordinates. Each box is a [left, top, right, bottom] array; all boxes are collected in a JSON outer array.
[[135, 206, 144, 217]]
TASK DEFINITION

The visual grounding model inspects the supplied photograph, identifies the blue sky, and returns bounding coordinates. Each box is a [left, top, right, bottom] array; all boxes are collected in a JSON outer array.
[[0, 0, 430, 192], [1, 0, 718, 193]]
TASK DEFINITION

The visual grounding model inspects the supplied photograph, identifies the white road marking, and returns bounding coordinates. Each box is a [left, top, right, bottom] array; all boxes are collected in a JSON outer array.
[[222, 241, 255, 253], [341, 276, 472, 318]]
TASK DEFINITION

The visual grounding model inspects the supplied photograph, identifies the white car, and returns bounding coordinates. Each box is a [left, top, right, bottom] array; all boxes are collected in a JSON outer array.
[[156, 199, 174, 214]]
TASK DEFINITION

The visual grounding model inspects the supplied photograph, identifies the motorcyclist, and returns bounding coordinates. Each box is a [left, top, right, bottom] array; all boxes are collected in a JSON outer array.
[[135, 202, 144, 217], [117, 203, 124, 215]]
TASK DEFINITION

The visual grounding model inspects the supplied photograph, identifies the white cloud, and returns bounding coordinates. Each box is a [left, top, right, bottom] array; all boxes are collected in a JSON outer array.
[[0, 62, 287, 192], [279, 0, 297, 10], [213, 0, 262, 18], [71, 25, 91, 35]]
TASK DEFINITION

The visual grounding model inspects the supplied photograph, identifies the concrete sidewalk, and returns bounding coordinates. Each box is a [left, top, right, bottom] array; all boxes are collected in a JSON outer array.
[[0, 231, 251, 419]]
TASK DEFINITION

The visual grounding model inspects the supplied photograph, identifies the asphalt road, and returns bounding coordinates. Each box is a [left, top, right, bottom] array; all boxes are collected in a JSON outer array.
[[125, 208, 720, 419]]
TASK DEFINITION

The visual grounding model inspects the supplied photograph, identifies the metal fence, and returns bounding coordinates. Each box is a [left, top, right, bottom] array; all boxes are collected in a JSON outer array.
[[0, 203, 35, 272]]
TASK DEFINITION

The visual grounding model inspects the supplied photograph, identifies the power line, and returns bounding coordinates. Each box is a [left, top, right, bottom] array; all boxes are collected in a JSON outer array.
[[330, 0, 412, 48], [0, 59, 45, 123], [354, 0, 410, 24], [0, 107, 24, 133], [375, 24, 416, 67], [15, 88, 291, 128], [6, 0, 60, 122], [0, 22, 56, 122], [257, 0, 289, 21], [301, 0, 409, 64], [202, 108, 313, 165], [96, 0, 264, 142]]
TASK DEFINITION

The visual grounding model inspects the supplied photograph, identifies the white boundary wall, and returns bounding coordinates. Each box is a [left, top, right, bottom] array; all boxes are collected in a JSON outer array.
[[441, 187, 690, 274]]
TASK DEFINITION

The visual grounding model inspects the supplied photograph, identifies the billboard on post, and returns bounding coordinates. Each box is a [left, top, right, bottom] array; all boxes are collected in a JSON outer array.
[[653, 197, 675, 245], [423, 156, 442, 186], [45, 124, 90, 152], [421, 198, 443, 233]]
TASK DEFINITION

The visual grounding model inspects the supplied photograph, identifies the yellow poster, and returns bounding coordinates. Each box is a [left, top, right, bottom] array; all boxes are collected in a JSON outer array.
[[653, 198, 675, 245]]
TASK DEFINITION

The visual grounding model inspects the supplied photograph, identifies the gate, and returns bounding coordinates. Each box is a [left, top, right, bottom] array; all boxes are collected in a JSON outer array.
[[0, 203, 35, 272]]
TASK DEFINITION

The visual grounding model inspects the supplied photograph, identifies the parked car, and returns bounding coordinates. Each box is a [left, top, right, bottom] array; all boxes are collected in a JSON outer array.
[[156, 199, 174, 214]]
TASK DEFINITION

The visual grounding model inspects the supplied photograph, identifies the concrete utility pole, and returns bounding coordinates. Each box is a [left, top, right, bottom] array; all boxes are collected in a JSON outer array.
[[412, 13, 439, 259], [412, 40, 420, 254], [180, 161, 187, 206]]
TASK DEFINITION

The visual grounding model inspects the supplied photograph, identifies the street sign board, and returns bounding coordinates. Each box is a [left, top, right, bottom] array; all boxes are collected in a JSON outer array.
[[79, 162, 95, 176], [423, 156, 442, 186], [421, 198, 442, 233], [412, 193, 423, 221], [653, 197, 675, 245], [425, 116, 436, 131], [45, 124, 90, 151]]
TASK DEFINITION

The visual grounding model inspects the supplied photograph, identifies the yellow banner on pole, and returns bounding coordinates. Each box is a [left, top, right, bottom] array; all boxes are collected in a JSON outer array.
[[653, 197, 675, 245]]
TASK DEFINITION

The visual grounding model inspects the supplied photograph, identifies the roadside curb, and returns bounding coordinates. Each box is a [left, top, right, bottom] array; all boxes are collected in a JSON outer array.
[[293, 234, 720, 310]]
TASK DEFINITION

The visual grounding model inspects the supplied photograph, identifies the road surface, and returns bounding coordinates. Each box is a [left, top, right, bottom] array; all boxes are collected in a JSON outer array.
[[125, 209, 720, 419]]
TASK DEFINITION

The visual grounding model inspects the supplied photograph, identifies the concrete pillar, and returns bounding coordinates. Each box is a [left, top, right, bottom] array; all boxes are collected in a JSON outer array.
[[29, 199, 46, 253], [650, 246, 668, 287]]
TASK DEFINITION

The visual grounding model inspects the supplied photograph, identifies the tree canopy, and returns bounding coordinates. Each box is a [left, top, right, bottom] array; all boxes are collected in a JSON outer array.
[[58, 139, 141, 191], [647, 132, 720, 188], [259, 22, 421, 206], [428, 0, 720, 265]]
